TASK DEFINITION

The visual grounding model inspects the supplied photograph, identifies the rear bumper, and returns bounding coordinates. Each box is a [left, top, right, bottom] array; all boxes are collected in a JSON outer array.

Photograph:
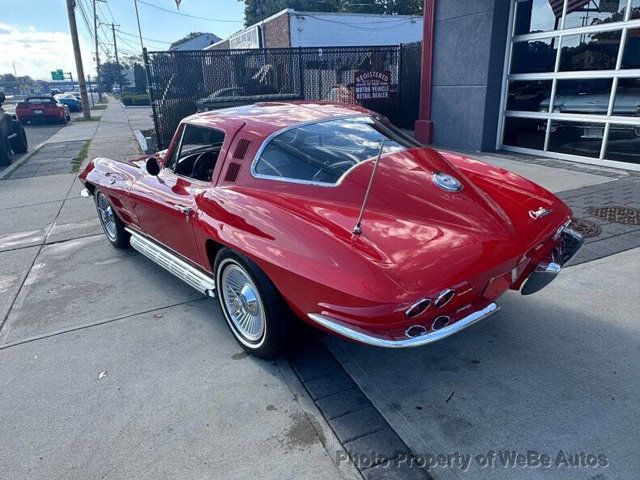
[[308, 303, 499, 348], [520, 223, 584, 295]]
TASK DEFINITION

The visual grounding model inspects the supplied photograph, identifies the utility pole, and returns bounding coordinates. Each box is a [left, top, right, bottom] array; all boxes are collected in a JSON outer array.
[[133, 0, 145, 52], [108, 23, 123, 92], [93, 0, 106, 102], [87, 74, 95, 107], [65, 0, 91, 120]]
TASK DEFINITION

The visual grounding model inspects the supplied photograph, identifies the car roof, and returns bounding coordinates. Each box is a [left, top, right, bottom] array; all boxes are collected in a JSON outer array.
[[185, 102, 370, 137]]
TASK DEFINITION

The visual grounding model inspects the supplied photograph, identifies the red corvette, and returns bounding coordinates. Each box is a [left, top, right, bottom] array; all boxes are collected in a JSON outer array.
[[16, 96, 70, 124], [79, 102, 583, 358]]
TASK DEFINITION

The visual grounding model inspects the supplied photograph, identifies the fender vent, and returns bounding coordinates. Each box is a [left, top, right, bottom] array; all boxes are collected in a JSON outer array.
[[233, 139, 252, 160], [225, 162, 242, 182]]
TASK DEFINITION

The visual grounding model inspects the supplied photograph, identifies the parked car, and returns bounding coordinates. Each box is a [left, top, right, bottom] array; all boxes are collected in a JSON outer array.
[[0, 92, 28, 166], [539, 86, 640, 139], [79, 102, 583, 358], [66, 91, 82, 101], [15, 96, 70, 124], [55, 93, 82, 112]]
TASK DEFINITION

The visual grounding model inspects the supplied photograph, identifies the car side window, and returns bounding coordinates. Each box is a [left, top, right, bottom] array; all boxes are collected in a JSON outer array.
[[167, 124, 225, 182]]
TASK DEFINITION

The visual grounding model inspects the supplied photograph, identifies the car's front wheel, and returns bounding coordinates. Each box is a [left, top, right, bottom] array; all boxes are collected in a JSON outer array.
[[94, 190, 130, 249], [215, 248, 290, 358]]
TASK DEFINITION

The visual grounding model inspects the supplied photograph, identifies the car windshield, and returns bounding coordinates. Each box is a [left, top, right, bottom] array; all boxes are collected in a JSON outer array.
[[254, 116, 421, 185]]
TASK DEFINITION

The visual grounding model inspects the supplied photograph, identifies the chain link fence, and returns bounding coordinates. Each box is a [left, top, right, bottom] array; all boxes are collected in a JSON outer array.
[[145, 43, 421, 148]]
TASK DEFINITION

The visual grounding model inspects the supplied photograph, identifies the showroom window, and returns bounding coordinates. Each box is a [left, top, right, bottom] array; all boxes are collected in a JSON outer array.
[[500, 0, 640, 168]]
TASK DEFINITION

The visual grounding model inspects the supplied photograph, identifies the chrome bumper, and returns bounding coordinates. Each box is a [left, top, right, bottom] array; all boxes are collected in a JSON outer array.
[[520, 224, 584, 295], [308, 303, 499, 348]]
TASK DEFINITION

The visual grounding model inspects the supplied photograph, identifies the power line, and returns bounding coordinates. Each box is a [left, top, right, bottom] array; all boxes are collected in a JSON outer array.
[[300, 13, 416, 30], [136, 0, 242, 23], [115, 28, 171, 45]]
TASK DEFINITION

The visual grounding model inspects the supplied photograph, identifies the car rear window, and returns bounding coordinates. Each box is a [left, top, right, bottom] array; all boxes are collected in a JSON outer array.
[[253, 116, 421, 185], [26, 98, 55, 104]]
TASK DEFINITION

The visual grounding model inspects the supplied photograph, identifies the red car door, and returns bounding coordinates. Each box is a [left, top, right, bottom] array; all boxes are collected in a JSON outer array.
[[131, 121, 239, 264]]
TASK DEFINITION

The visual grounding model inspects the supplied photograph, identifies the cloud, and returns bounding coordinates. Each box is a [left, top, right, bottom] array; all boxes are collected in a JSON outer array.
[[0, 22, 95, 80]]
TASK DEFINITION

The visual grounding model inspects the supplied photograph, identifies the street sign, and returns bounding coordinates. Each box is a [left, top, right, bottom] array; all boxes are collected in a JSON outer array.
[[51, 69, 64, 81]]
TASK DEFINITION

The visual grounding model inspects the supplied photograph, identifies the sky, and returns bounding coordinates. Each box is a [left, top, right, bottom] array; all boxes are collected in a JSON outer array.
[[0, 0, 246, 80]]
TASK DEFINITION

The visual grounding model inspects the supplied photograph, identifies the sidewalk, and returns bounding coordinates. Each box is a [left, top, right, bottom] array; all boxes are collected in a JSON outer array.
[[0, 98, 351, 480]]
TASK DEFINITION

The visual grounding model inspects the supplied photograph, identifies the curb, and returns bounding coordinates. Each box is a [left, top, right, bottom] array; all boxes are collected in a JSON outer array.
[[0, 142, 46, 180], [133, 130, 148, 154]]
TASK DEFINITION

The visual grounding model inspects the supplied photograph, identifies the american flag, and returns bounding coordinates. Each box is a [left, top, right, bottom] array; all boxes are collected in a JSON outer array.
[[549, 0, 592, 17]]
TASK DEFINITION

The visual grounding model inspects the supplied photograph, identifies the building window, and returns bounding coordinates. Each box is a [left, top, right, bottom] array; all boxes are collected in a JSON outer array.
[[500, 0, 640, 167]]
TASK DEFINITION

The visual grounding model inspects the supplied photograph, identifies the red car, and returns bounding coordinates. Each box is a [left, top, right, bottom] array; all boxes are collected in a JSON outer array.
[[15, 96, 70, 124], [79, 102, 583, 358]]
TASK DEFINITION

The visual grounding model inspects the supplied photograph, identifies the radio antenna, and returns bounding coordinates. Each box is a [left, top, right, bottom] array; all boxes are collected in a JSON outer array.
[[353, 139, 385, 236]]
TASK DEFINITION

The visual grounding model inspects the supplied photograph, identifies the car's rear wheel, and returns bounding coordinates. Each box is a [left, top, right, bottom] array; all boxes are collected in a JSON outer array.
[[0, 134, 13, 166], [215, 248, 290, 358], [9, 120, 27, 153], [94, 190, 130, 249]]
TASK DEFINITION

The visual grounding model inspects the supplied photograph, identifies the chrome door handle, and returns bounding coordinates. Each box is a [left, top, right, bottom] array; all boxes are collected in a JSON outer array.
[[177, 205, 193, 223]]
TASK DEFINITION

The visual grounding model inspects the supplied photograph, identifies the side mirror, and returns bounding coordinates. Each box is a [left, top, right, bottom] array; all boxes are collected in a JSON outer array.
[[0, 92, 5, 104], [145, 156, 161, 176]]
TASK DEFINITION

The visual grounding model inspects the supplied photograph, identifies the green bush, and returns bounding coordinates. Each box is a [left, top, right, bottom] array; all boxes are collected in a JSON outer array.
[[120, 93, 150, 106]]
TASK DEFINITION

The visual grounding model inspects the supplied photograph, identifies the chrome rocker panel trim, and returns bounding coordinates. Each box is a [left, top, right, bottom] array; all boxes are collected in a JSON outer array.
[[125, 227, 216, 297], [521, 224, 584, 295], [308, 303, 499, 348]]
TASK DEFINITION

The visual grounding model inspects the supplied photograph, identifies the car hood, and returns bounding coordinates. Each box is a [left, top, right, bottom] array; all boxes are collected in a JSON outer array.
[[245, 148, 570, 300]]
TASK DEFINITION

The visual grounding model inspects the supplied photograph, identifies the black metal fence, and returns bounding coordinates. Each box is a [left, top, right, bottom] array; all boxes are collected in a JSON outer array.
[[145, 43, 422, 148]]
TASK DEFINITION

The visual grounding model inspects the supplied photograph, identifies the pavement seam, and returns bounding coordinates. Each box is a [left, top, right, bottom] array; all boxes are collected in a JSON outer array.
[[0, 198, 65, 212], [0, 298, 206, 351], [0, 233, 105, 255]]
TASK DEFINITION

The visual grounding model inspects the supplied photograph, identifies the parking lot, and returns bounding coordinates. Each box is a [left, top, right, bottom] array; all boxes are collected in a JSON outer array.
[[1, 99, 638, 479]]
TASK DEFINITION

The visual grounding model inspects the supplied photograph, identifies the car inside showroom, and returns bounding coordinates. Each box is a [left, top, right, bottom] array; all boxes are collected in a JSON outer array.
[[500, 0, 640, 166]]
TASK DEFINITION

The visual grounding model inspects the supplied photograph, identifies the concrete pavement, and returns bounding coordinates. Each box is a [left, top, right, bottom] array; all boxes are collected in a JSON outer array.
[[325, 151, 638, 480], [1, 97, 638, 479], [0, 98, 353, 480], [328, 247, 639, 480]]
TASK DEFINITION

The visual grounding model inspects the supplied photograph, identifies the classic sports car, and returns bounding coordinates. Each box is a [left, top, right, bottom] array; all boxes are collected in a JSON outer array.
[[79, 102, 583, 358]]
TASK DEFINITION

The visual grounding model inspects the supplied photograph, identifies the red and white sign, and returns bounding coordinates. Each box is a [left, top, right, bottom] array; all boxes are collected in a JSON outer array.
[[354, 70, 391, 101]]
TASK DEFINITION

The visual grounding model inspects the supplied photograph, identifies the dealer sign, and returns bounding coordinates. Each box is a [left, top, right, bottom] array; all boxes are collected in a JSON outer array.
[[354, 70, 391, 101]]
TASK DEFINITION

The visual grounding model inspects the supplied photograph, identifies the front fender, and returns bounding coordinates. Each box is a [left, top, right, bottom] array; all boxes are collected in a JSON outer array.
[[79, 157, 143, 228]]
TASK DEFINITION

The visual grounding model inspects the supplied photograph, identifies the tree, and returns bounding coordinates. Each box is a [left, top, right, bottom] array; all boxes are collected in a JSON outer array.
[[98, 61, 129, 91], [169, 32, 220, 50], [133, 63, 147, 93]]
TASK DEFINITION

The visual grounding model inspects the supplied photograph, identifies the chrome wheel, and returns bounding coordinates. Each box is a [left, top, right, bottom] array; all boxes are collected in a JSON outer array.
[[96, 193, 118, 241], [220, 261, 266, 345]]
